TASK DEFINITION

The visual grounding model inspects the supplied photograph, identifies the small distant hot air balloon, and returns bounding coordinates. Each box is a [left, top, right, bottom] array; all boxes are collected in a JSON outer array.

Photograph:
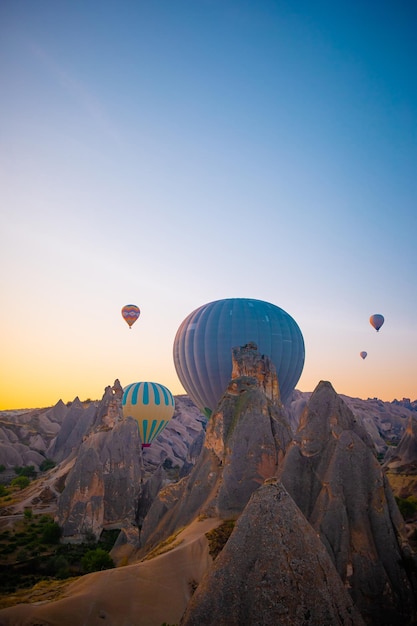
[[360, 351, 367, 360], [121, 304, 140, 329], [122, 382, 175, 447], [369, 314, 384, 332]]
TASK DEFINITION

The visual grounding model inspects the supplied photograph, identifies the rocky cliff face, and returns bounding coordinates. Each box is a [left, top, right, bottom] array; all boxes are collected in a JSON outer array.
[[136, 343, 293, 553], [1, 352, 417, 625], [278, 380, 417, 626], [141, 394, 207, 475], [0, 400, 68, 472], [383, 414, 417, 471], [57, 382, 143, 541], [140, 370, 417, 626], [47, 397, 98, 463], [57, 418, 143, 541], [1, 379, 415, 475], [181, 480, 365, 626], [382, 415, 417, 507], [286, 390, 417, 452]]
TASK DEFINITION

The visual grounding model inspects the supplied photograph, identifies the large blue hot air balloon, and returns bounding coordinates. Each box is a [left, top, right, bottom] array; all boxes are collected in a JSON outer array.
[[173, 298, 305, 416]]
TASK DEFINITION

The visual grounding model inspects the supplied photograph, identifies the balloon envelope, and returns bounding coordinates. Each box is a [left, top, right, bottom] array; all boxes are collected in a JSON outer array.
[[360, 351, 367, 360], [122, 382, 175, 446], [369, 314, 384, 332], [173, 298, 305, 415], [122, 304, 140, 328]]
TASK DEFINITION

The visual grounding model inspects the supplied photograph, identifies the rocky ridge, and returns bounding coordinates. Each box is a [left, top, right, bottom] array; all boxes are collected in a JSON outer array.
[[0, 346, 417, 625], [181, 480, 365, 626], [278, 380, 417, 625]]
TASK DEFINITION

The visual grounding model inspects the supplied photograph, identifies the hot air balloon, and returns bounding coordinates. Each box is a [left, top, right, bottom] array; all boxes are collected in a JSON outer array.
[[360, 351, 367, 360], [173, 298, 305, 416], [122, 382, 175, 447], [369, 314, 384, 332], [121, 304, 140, 329]]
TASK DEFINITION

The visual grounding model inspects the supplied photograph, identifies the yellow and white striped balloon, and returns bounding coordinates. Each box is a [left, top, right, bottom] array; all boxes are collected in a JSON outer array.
[[122, 382, 175, 447]]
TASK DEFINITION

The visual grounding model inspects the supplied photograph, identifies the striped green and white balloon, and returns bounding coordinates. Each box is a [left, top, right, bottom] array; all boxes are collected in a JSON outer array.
[[122, 382, 175, 447]]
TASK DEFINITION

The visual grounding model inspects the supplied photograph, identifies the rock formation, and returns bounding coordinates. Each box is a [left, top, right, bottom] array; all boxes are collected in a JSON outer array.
[[141, 394, 207, 476], [136, 343, 293, 554], [181, 480, 365, 626], [57, 416, 143, 541], [56, 383, 143, 541], [382, 414, 417, 513], [285, 390, 416, 452], [278, 380, 417, 626], [0, 400, 67, 470], [383, 414, 417, 471], [47, 397, 97, 463], [1, 370, 417, 625]]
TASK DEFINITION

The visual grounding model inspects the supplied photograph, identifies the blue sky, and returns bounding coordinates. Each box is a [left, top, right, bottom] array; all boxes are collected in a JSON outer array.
[[1, 0, 416, 408]]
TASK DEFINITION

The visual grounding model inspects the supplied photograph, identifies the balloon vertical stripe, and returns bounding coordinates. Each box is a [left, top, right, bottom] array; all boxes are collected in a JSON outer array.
[[143, 383, 149, 405], [151, 382, 161, 405], [142, 419, 149, 443], [131, 383, 140, 405]]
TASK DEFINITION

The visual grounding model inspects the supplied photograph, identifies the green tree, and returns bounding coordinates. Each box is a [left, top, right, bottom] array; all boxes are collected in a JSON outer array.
[[41, 521, 62, 544], [396, 496, 417, 520], [23, 508, 33, 521], [81, 548, 114, 573], [14, 465, 37, 478], [11, 475, 30, 490], [47, 554, 70, 579], [39, 459, 56, 472]]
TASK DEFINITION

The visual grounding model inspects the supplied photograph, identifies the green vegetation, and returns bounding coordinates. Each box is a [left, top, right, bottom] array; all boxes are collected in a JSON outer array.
[[23, 508, 33, 521], [0, 515, 118, 594], [39, 459, 56, 472], [205, 520, 235, 559], [81, 548, 114, 573], [10, 475, 30, 490], [41, 521, 62, 544], [0, 484, 9, 497], [396, 496, 417, 521], [13, 465, 37, 479]]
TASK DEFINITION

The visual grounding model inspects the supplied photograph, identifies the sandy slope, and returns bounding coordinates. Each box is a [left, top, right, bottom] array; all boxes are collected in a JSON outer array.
[[0, 517, 221, 626]]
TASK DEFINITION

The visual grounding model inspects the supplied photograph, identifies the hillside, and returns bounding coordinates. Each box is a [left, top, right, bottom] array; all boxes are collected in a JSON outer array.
[[0, 373, 416, 625]]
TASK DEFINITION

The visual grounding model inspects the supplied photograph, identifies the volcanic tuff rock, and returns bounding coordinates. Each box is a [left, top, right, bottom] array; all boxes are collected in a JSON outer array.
[[181, 480, 365, 626], [1, 381, 414, 476], [55, 381, 207, 544], [278, 380, 417, 626], [383, 414, 417, 471], [57, 417, 143, 541], [141, 394, 207, 475], [382, 415, 417, 506], [48, 381, 125, 469], [57, 382, 143, 541], [136, 343, 293, 554], [286, 390, 417, 453], [0, 400, 67, 471], [47, 397, 98, 463]]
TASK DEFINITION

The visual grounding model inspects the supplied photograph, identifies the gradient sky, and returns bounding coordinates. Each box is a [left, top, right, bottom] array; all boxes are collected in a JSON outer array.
[[1, 0, 416, 409]]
